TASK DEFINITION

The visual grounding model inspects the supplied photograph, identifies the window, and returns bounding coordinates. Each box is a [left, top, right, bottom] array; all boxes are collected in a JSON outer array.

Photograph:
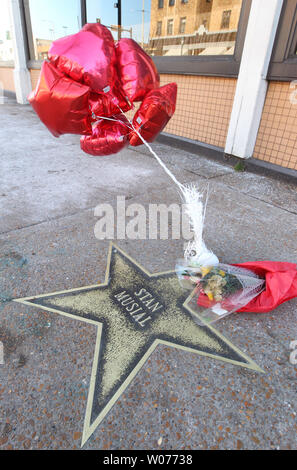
[[149, 0, 244, 57], [268, 0, 297, 81], [23, 0, 83, 61], [167, 19, 173, 36], [156, 21, 162, 36], [153, 0, 251, 77], [169, 0, 175, 6], [179, 17, 186, 34], [0, 0, 14, 62], [122, 0, 151, 48], [22, 0, 252, 79], [221, 10, 231, 30], [86, 0, 119, 40]]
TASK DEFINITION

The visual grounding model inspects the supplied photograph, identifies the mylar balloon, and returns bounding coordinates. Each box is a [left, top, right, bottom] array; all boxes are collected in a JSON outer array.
[[82, 23, 132, 113], [28, 61, 92, 137], [80, 115, 130, 156], [49, 24, 114, 92], [48, 23, 130, 114], [89, 90, 131, 120], [115, 38, 160, 103], [82, 22, 113, 38], [129, 83, 177, 146]]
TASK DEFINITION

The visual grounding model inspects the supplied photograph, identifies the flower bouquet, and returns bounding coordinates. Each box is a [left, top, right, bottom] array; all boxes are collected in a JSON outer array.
[[176, 260, 266, 325], [175, 183, 297, 325]]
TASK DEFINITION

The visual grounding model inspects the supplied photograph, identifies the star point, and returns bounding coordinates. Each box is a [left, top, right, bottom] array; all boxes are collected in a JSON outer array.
[[14, 242, 263, 447]]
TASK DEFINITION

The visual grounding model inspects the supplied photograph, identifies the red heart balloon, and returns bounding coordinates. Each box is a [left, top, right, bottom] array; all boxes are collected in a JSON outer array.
[[80, 115, 130, 156], [89, 90, 131, 120], [49, 23, 131, 114], [28, 61, 92, 137], [115, 38, 160, 103], [129, 83, 177, 146]]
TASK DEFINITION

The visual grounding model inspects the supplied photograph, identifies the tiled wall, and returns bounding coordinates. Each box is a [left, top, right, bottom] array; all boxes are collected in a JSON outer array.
[[30, 69, 40, 90], [159, 74, 237, 148], [0, 67, 15, 92], [254, 81, 297, 171], [28, 70, 297, 171], [30, 68, 237, 150]]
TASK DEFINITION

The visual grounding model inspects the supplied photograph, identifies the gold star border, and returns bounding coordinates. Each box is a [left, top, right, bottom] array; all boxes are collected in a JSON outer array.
[[14, 243, 264, 447]]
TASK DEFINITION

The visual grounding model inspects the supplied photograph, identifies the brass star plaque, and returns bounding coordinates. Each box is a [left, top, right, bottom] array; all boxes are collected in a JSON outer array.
[[14, 243, 263, 446]]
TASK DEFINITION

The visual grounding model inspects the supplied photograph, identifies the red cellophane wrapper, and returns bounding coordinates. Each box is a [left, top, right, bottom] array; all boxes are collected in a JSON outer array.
[[129, 83, 177, 146], [233, 261, 297, 313], [196, 261, 297, 315], [80, 114, 130, 156], [115, 38, 160, 103], [28, 61, 92, 137]]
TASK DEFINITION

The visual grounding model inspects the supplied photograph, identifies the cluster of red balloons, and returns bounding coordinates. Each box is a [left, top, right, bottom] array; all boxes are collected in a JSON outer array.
[[29, 23, 177, 156]]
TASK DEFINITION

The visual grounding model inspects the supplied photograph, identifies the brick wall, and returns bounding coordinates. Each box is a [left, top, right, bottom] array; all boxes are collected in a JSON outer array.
[[149, 0, 242, 38], [209, 0, 242, 31], [150, 0, 202, 37]]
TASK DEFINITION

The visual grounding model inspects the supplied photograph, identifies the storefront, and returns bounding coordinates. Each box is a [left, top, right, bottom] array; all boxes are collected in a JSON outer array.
[[1, 0, 297, 172]]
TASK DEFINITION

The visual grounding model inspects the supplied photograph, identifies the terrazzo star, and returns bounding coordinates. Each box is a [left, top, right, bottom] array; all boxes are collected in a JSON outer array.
[[14, 243, 263, 447]]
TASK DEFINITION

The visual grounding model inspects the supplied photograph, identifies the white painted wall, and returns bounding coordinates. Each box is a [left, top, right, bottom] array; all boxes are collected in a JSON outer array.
[[225, 0, 284, 159]]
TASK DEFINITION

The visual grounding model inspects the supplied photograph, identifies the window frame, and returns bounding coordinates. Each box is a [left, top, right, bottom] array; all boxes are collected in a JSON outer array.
[[167, 18, 174, 36], [221, 10, 232, 30], [21, 0, 252, 79], [21, 0, 87, 69], [268, 0, 297, 81], [179, 17, 186, 34], [156, 20, 162, 37], [0, 0, 15, 66], [152, 0, 252, 78]]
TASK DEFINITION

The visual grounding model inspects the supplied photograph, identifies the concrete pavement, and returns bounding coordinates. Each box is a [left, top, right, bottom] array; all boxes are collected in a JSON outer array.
[[0, 100, 297, 450]]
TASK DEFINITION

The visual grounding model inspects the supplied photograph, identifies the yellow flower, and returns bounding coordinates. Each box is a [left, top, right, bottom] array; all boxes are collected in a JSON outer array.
[[201, 267, 212, 277], [206, 291, 214, 301]]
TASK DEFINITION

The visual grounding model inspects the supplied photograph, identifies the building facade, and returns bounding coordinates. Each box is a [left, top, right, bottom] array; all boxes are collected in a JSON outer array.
[[148, 0, 242, 56], [1, 0, 297, 173]]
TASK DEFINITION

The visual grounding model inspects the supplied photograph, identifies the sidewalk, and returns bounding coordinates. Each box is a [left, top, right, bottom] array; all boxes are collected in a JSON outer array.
[[0, 100, 297, 450]]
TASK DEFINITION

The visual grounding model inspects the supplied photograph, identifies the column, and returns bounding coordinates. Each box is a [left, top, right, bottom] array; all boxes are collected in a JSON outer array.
[[225, 0, 284, 159], [9, 0, 32, 104]]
